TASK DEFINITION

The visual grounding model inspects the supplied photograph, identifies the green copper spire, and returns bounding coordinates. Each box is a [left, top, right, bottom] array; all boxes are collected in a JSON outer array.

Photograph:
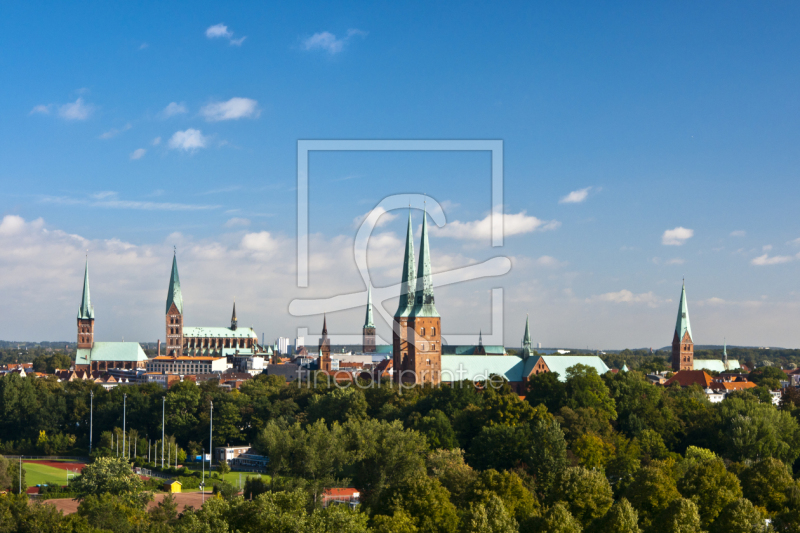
[[78, 258, 94, 319], [365, 286, 375, 328], [166, 252, 183, 314], [674, 281, 692, 342], [522, 315, 532, 358], [410, 208, 439, 318], [395, 210, 417, 317]]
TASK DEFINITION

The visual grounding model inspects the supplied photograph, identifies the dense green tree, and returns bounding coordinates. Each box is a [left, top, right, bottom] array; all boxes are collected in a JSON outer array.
[[467, 424, 528, 471], [638, 429, 671, 463], [564, 364, 617, 420], [677, 458, 742, 528], [622, 466, 681, 530], [149, 493, 179, 530], [572, 432, 614, 470], [549, 467, 613, 527], [481, 390, 549, 427], [461, 494, 518, 533], [371, 509, 419, 533], [77, 493, 150, 533], [708, 498, 764, 533], [718, 397, 800, 464], [604, 370, 680, 445], [308, 387, 369, 426], [605, 436, 641, 495], [773, 482, 800, 533], [406, 409, 458, 449], [379, 475, 459, 533], [650, 498, 704, 533], [525, 372, 567, 413], [9, 460, 26, 494], [522, 502, 582, 533], [556, 407, 614, 444], [593, 498, 641, 533], [466, 469, 539, 522], [71, 457, 145, 506], [0, 455, 10, 490], [739, 458, 794, 513], [32, 352, 73, 374], [426, 448, 477, 505], [526, 419, 567, 498], [307, 503, 371, 533], [242, 475, 270, 499]]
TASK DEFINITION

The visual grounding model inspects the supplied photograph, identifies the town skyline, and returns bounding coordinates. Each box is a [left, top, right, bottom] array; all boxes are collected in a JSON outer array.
[[3, 2, 800, 347]]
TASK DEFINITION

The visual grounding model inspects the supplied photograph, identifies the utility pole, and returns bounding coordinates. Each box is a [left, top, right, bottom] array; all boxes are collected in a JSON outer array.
[[122, 393, 127, 459], [161, 397, 165, 468], [18, 455, 22, 494], [209, 400, 213, 472], [89, 390, 94, 455], [202, 447, 205, 503]]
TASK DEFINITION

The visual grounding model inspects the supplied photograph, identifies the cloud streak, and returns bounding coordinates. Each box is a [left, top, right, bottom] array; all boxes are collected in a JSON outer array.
[[205, 23, 246, 46], [40, 193, 219, 211], [431, 211, 560, 240], [302, 29, 367, 54], [168, 129, 208, 151], [662, 226, 694, 246], [200, 98, 259, 122], [559, 187, 592, 204]]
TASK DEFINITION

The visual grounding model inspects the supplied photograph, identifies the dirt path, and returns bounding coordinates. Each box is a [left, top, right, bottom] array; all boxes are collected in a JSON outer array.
[[34, 492, 215, 515]]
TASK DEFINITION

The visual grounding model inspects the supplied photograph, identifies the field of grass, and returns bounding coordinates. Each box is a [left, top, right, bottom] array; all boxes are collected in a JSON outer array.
[[180, 466, 270, 489], [22, 463, 80, 487]]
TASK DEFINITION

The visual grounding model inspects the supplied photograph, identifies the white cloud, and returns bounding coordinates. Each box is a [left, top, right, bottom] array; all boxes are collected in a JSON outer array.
[[58, 98, 94, 120], [431, 211, 560, 240], [206, 24, 233, 39], [762, 244, 773, 252], [588, 290, 665, 308], [152, 137, 161, 146], [302, 29, 367, 54], [224, 218, 251, 228], [662, 226, 694, 246], [168, 129, 208, 151], [353, 207, 398, 229], [130, 148, 146, 160], [30, 104, 51, 115], [730, 230, 746, 237], [535, 256, 565, 268], [162, 102, 187, 118], [240, 231, 278, 254], [99, 123, 132, 140], [41, 194, 218, 212], [200, 98, 259, 122], [751, 254, 793, 266], [205, 23, 246, 45], [559, 187, 591, 204], [665, 258, 685, 265]]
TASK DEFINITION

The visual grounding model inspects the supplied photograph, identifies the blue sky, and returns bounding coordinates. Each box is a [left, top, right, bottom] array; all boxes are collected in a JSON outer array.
[[2, 1, 800, 348]]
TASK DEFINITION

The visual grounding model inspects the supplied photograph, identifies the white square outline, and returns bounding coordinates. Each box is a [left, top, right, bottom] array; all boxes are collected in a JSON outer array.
[[296, 139, 504, 287]]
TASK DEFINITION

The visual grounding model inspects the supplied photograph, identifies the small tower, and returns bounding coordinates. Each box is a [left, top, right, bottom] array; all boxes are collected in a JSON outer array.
[[77, 258, 95, 350], [230, 301, 238, 331], [521, 315, 533, 360], [475, 330, 486, 355], [723, 339, 728, 369], [671, 281, 694, 372], [165, 251, 184, 356], [363, 287, 376, 353], [319, 314, 332, 372]]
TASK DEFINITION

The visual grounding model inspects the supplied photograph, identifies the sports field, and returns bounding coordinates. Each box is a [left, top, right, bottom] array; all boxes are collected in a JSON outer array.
[[181, 466, 270, 489], [21, 462, 83, 487]]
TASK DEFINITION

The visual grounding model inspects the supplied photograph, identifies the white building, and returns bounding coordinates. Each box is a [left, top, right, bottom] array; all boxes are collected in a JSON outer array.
[[146, 355, 228, 375], [276, 337, 290, 355]]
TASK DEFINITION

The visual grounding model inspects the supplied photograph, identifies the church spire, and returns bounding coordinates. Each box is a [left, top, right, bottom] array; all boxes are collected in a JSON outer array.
[[231, 301, 237, 330], [395, 210, 417, 317], [522, 314, 532, 358], [166, 252, 183, 314], [364, 287, 375, 328], [78, 257, 94, 319], [322, 313, 328, 337], [674, 280, 692, 342], [410, 207, 439, 317]]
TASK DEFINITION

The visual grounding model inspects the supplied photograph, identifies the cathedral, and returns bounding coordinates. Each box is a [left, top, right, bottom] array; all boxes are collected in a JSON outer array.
[[393, 210, 442, 385]]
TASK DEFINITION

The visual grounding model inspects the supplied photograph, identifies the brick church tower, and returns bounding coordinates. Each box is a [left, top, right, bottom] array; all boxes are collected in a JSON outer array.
[[362, 287, 376, 353], [165, 252, 184, 356], [319, 314, 332, 372], [671, 281, 694, 371], [405, 209, 442, 384], [393, 211, 417, 382], [77, 258, 95, 349]]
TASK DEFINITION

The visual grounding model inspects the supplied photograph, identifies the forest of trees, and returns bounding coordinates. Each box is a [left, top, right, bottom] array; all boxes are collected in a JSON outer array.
[[1, 361, 800, 531]]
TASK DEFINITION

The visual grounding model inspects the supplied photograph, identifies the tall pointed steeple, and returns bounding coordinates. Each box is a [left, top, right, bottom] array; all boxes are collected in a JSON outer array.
[[395, 210, 417, 317], [166, 252, 183, 314], [478, 330, 483, 346], [231, 301, 238, 330], [522, 314, 532, 358], [364, 287, 375, 328], [723, 339, 727, 365], [674, 281, 692, 342], [78, 258, 94, 319], [410, 208, 439, 318], [322, 313, 328, 337]]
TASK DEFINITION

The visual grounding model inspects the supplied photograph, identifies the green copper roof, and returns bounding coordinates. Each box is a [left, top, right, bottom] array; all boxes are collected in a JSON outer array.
[[75, 342, 148, 365], [78, 259, 94, 320], [395, 210, 417, 317], [410, 209, 439, 318], [166, 254, 183, 314], [364, 286, 375, 328], [522, 315, 532, 357], [523, 355, 611, 382], [674, 282, 692, 342]]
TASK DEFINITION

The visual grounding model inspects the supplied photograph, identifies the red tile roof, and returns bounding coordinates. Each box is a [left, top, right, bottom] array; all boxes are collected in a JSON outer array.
[[664, 370, 714, 388]]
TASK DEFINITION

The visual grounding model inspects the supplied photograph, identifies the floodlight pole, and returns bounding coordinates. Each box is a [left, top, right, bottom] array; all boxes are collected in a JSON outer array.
[[209, 400, 213, 472], [202, 447, 205, 503], [161, 397, 165, 468], [122, 394, 127, 459]]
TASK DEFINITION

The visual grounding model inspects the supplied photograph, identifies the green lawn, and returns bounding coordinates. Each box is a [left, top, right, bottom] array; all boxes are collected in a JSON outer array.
[[181, 466, 270, 489], [22, 463, 80, 487]]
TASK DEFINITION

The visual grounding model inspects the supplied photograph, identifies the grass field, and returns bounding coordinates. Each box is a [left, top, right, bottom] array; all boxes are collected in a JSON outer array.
[[181, 466, 270, 489], [22, 463, 81, 487]]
